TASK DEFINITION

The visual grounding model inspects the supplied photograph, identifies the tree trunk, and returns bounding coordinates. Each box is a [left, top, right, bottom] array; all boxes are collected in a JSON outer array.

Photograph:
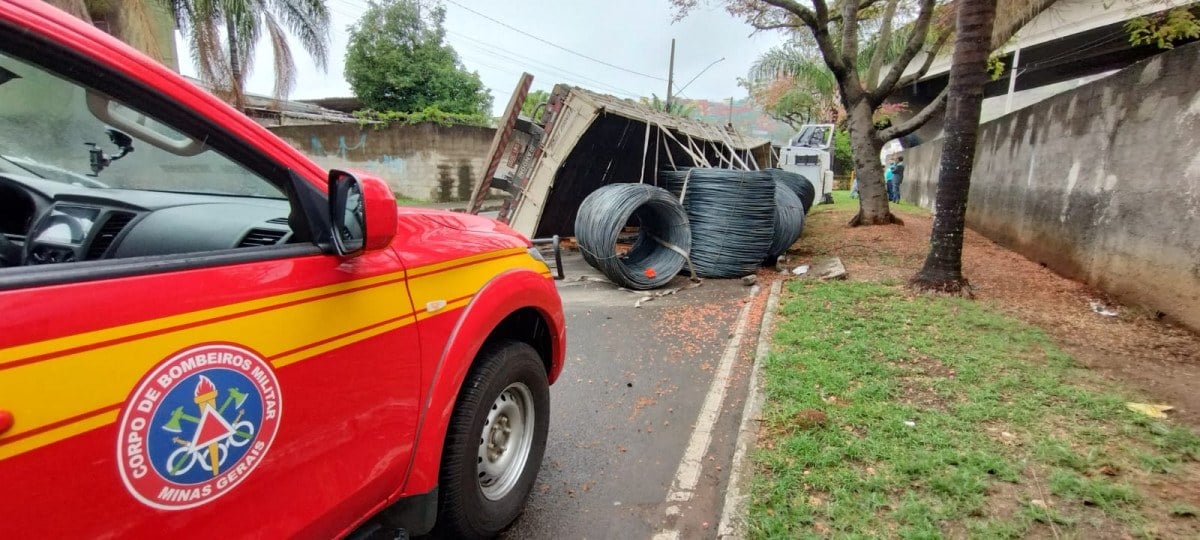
[[46, 0, 90, 21], [845, 98, 898, 226], [226, 19, 244, 109], [911, 0, 998, 294]]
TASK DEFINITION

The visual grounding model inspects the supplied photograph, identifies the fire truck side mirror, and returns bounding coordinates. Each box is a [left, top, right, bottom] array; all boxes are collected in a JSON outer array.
[[328, 170, 397, 256]]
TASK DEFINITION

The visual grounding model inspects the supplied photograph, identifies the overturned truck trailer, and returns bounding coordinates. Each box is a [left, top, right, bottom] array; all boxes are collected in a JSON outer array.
[[468, 79, 774, 239]]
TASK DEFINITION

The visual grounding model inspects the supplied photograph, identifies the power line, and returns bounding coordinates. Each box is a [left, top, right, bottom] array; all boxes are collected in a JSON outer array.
[[454, 44, 641, 99], [325, 0, 368, 18], [319, 0, 650, 101], [440, 0, 668, 82], [447, 30, 643, 98]]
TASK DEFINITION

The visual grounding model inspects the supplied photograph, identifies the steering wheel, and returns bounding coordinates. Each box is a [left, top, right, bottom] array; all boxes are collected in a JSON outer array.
[[0, 233, 20, 267]]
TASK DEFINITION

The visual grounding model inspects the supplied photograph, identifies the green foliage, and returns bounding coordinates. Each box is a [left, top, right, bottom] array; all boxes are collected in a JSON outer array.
[[746, 48, 840, 128], [345, 0, 492, 115], [520, 89, 551, 119], [638, 94, 697, 118], [1126, 7, 1200, 50], [353, 106, 492, 128], [987, 55, 1006, 81], [832, 129, 853, 176]]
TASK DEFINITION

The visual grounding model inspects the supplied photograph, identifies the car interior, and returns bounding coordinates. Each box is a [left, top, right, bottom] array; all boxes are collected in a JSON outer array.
[[0, 50, 297, 270]]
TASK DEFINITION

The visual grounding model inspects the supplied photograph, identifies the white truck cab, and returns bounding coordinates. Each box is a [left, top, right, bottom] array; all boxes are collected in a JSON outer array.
[[779, 123, 835, 205]]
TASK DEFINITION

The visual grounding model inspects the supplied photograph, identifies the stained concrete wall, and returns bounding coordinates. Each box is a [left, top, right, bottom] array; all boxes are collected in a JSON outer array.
[[902, 42, 1200, 331], [268, 123, 495, 202]]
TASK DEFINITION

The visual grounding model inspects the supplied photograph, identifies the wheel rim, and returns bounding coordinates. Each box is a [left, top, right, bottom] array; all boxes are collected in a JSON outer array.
[[477, 382, 535, 501]]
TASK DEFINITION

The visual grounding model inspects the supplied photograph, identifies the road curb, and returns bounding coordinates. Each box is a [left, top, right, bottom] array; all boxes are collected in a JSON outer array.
[[716, 279, 783, 539]]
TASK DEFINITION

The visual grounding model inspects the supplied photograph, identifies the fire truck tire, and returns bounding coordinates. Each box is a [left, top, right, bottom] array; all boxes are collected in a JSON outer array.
[[434, 340, 549, 539]]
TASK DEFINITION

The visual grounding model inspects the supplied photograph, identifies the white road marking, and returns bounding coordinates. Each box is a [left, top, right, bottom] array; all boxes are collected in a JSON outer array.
[[656, 296, 756, 536], [718, 281, 782, 538]]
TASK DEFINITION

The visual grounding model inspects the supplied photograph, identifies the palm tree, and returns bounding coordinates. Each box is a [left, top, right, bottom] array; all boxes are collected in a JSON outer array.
[[639, 94, 698, 118], [45, 0, 176, 67], [749, 45, 841, 127], [45, 0, 331, 107], [172, 0, 331, 107], [910, 0, 998, 294]]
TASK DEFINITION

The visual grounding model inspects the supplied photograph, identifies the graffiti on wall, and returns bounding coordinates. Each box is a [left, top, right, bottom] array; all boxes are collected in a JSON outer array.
[[307, 132, 408, 177]]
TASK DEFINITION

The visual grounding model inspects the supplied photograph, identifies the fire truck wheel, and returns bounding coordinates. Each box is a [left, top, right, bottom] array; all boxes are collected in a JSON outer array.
[[434, 340, 549, 539]]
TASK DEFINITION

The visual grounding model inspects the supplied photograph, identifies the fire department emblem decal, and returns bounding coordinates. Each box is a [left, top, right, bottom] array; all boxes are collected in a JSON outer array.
[[117, 344, 282, 510]]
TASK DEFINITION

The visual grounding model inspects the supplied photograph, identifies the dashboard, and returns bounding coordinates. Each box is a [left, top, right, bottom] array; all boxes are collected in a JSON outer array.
[[0, 172, 295, 267]]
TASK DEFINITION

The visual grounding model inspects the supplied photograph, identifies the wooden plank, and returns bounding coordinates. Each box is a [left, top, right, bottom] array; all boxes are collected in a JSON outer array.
[[469, 73, 533, 214]]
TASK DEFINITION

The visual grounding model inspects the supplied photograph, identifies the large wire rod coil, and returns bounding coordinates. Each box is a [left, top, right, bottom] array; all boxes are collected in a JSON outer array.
[[768, 169, 816, 213], [768, 181, 806, 260], [662, 168, 776, 278], [575, 183, 692, 290]]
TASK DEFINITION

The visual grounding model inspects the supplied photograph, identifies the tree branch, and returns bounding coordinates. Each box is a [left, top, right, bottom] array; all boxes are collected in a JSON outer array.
[[990, 0, 1060, 50], [868, 0, 937, 106], [839, 0, 861, 70], [865, 0, 901, 93], [876, 86, 947, 142], [762, 0, 848, 76], [752, 22, 803, 31], [825, 0, 888, 23], [760, 0, 818, 26], [894, 28, 951, 88]]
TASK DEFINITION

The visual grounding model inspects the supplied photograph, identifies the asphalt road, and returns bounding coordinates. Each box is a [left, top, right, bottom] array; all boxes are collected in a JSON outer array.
[[501, 253, 761, 539], [371, 252, 765, 540]]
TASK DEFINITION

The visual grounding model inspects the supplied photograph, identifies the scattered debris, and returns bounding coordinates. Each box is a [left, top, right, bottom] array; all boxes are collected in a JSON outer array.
[[903, 420, 917, 427], [1031, 499, 1048, 509], [570, 275, 613, 284], [1126, 402, 1173, 418], [741, 274, 758, 286], [628, 279, 702, 308], [792, 409, 828, 430], [1089, 300, 1119, 317], [812, 257, 848, 280], [792, 264, 810, 276]]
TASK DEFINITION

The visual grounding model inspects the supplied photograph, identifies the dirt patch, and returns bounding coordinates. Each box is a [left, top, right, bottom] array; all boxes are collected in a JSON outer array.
[[793, 205, 1200, 428]]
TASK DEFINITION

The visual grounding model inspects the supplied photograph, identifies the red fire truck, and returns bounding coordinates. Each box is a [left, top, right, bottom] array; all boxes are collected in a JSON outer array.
[[0, 1, 565, 537]]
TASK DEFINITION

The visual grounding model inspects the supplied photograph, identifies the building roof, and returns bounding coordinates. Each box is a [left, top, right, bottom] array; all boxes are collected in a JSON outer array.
[[180, 76, 360, 124], [296, 96, 363, 114], [565, 86, 771, 151]]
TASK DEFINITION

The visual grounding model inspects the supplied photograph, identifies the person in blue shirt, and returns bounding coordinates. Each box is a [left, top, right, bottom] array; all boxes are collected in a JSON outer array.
[[884, 158, 896, 202], [891, 156, 905, 203]]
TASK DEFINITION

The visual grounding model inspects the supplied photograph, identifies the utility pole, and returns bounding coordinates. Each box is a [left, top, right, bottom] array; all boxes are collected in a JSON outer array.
[[727, 97, 734, 127], [665, 38, 675, 112]]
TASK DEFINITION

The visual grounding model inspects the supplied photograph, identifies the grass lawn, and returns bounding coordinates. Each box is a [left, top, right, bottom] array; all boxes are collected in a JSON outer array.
[[395, 195, 428, 206], [809, 190, 928, 216], [750, 279, 1200, 538]]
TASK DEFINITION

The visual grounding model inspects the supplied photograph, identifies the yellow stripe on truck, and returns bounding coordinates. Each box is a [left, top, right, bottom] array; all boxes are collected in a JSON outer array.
[[0, 248, 547, 461]]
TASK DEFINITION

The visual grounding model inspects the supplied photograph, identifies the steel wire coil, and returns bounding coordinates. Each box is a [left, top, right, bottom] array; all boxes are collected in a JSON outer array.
[[575, 183, 691, 290], [768, 169, 816, 213], [768, 181, 806, 259], [661, 168, 776, 278]]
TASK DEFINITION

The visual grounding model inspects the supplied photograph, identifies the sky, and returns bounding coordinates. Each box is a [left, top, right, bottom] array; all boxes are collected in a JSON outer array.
[[176, 0, 787, 116]]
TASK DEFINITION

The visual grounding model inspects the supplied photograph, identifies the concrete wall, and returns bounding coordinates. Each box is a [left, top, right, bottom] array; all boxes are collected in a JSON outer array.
[[268, 123, 495, 202], [902, 42, 1200, 331]]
